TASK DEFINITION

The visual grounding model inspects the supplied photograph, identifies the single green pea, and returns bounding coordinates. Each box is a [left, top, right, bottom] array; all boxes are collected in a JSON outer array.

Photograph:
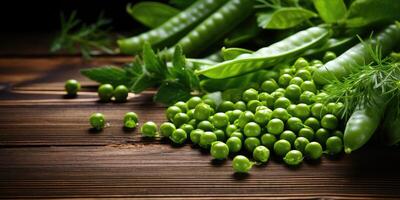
[[315, 128, 330, 145], [298, 127, 315, 141], [211, 112, 229, 128], [274, 139, 291, 157], [285, 84, 302, 101], [332, 130, 344, 139], [199, 131, 217, 149], [311, 103, 328, 119], [89, 113, 105, 130], [284, 150, 303, 165], [278, 74, 293, 88], [321, 114, 338, 130], [254, 108, 272, 125], [170, 128, 187, 144], [203, 98, 217, 110], [287, 104, 297, 116], [326, 102, 336, 114], [289, 77, 304, 86], [211, 141, 229, 160], [230, 131, 244, 141], [300, 81, 317, 93], [274, 97, 292, 109], [65, 79, 80, 96], [314, 92, 329, 103], [280, 67, 295, 75], [280, 130, 297, 145], [123, 112, 138, 129], [258, 92, 274, 107], [190, 129, 204, 144], [181, 124, 194, 134], [294, 57, 309, 69], [187, 119, 197, 127], [173, 113, 190, 127], [114, 85, 129, 102], [299, 91, 315, 105], [247, 100, 263, 113], [226, 124, 238, 137], [235, 111, 254, 128], [310, 59, 323, 66], [187, 96, 202, 109], [275, 88, 286, 93], [174, 101, 188, 113], [261, 133, 277, 149], [187, 109, 195, 119], [197, 120, 214, 131], [226, 136, 242, 153], [261, 79, 279, 93], [304, 117, 320, 131], [166, 106, 182, 121], [304, 142, 323, 159], [270, 91, 285, 101], [141, 121, 158, 137], [256, 106, 270, 112], [293, 103, 311, 120], [234, 101, 247, 111], [244, 137, 261, 152], [244, 122, 261, 137], [194, 103, 212, 121], [242, 88, 259, 102], [295, 69, 312, 81], [326, 136, 343, 155], [253, 146, 270, 163], [98, 84, 114, 102], [294, 137, 310, 153], [214, 129, 226, 141], [218, 101, 235, 112], [267, 118, 285, 135], [323, 51, 336, 63], [232, 155, 253, 173], [160, 122, 176, 137], [287, 117, 303, 132], [229, 109, 243, 124], [271, 108, 291, 122], [333, 102, 344, 117]]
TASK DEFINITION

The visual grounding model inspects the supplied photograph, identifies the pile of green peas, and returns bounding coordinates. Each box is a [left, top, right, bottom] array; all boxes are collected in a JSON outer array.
[[141, 55, 345, 173]]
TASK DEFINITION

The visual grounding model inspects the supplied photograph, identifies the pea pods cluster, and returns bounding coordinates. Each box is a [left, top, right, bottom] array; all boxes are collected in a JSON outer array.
[[141, 56, 346, 173]]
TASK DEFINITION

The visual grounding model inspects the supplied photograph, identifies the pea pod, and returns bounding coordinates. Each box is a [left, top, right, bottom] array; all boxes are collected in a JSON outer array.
[[382, 100, 400, 146], [196, 26, 330, 79], [118, 0, 227, 54], [221, 47, 254, 60], [302, 37, 356, 58], [313, 24, 400, 85]]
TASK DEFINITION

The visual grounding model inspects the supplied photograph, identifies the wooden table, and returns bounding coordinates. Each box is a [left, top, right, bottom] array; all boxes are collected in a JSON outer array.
[[1, 53, 400, 199]]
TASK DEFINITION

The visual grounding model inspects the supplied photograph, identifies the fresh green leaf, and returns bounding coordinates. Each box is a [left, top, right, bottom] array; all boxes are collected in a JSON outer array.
[[313, 0, 347, 23], [257, 7, 317, 29], [142, 43, 168, 77], [127, 2, 180, 28], [80, 66, 131, 87], [346, 0, 400, 28], [154, 81, 191, 105], [131, 72, 160, 93], [169, 0, 196, 9]]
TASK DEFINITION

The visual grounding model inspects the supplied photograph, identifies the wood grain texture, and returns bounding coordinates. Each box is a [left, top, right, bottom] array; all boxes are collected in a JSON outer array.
[[1, 57, 400, 199]]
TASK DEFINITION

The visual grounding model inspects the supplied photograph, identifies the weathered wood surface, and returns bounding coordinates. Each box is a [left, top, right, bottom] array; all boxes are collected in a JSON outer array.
[[1, 56, 400, 199]]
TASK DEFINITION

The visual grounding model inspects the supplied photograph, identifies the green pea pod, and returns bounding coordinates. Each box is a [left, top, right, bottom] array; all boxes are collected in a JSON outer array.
[[344, 94, 388, 154], [302, 37, 356, 58], [382, 100, 400, 146], [170, 0, 254, 57], [313, 23, 400, 85], [118, 0, 227, 54], [196, 26, 330, 79], [221, 47, 254, 60]]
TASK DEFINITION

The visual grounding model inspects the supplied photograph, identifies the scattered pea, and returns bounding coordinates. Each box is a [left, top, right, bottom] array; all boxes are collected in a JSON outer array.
[[190, 129, 204, 144], [170, 128, 187, 144], [226, 137, 242, 153], [141, 121, 158, 137], [232, 155, 253, 173], [173, 113, 190, 127], [253, 146, 270, 163], [199, 131, 217, 149], [123, 112, 138, 129], [114, 85, 129, 102], [174, 101, 188, 113], [90, 113, 105, 130], [98, 84, 114, 102], [274, 139, 291, 157], [187, 96, 202, 109], [304, 142, 323, 160], [284, 150, 303, 165], [210, 141, 229, 160], [65, 79, 80, 96], [326, 136, 343, 155]]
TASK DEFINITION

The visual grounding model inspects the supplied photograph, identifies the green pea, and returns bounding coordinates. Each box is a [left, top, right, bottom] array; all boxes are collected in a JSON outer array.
[[141, 121, 158, 137], [187, 109, 195, 119], [314, 92, 329, 103], [258, 92, 274, 107], [267, 118, 284, 135], [203, 98, 217, 110], [226, 124, 238, 137], [270, 91, 285, 100], [210, 141, 229, 160], [226, 110, 241, 124], [232, 155, 253, 173], [254, 108, 272, 125], [275, 88, 286, 93], [65, 79, 80, 96], [274, 139, 291, 157], [287, 117, 303, 132], [304, 142, 323, 159], [230, 131, 244, 141], [211, 112, 229, 128], [284, 150, 303, 165], [293, 103, 311, 120], [298, 127, 314, 141], [287, 104, 297, 116], [226, 137, 242, 153], [315, 128, 330, 144], [219, 101, 235, 112], [160, 122, 176, 137], [169, 128, 187, 144], [289, 77, 304, 86], [255, 106, 270, 112], [261, 133, 277, 149], [194, 103, 212, 121], [299, 91, 315, 105], [332, 130, 344, 139], [274, 97, 292, 109], [181, 124, 194, 134], [321, 114, 338, 130], [326, 136, 343, 155], [187, 96, 202, 109], [98, 84, 114, 102], [235, 111, 254, 128], [199, 131, 217, 149], [244, 122, 261, 137], [234, 101, 247, 111], [244, 137, 261, 153], [280, 67, 295, 75], [323, 51, 336, 63], [190, 129, 204, 144], [278, 74, 293, 88], [173, 113, 190, 127], [166, 106, 182, 121], [280, 130, 297, 145], [197, 120, 214, 131], [294, 57, 309, 69], [285, 84, 302, 101], [261, 79, 279, 93], [213, 129, 226, 141], [114, 85, 129, 102], [300, 81, 317, 93], [253, 146, 270, 163], [294, 137, 310, 153], [123, 112, 139, 129], [304, 117, 320, 131], [241, 88, 259, 103], [272, 108, 291, 122], [245, 100, 261, 113], [295, 69, 312, 80], [333, 102, 344, 117], [187, 119, 197, 127], [89, 113, 105, 130], [174, 101, 188, 113], [311, 103, 328, 119], [310, 59, 322, 66]]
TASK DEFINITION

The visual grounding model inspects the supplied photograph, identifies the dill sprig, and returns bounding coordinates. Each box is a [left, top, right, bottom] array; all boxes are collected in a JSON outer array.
[[50, 11, 115, 59]]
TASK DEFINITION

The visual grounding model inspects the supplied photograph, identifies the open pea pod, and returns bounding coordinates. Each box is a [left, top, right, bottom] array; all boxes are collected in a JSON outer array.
[[302, 37, 356, 58], [196, 26, 330, 79]]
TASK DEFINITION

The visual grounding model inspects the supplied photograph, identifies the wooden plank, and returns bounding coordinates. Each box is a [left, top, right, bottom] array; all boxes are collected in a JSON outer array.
[[1, 145, 400, 199]]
